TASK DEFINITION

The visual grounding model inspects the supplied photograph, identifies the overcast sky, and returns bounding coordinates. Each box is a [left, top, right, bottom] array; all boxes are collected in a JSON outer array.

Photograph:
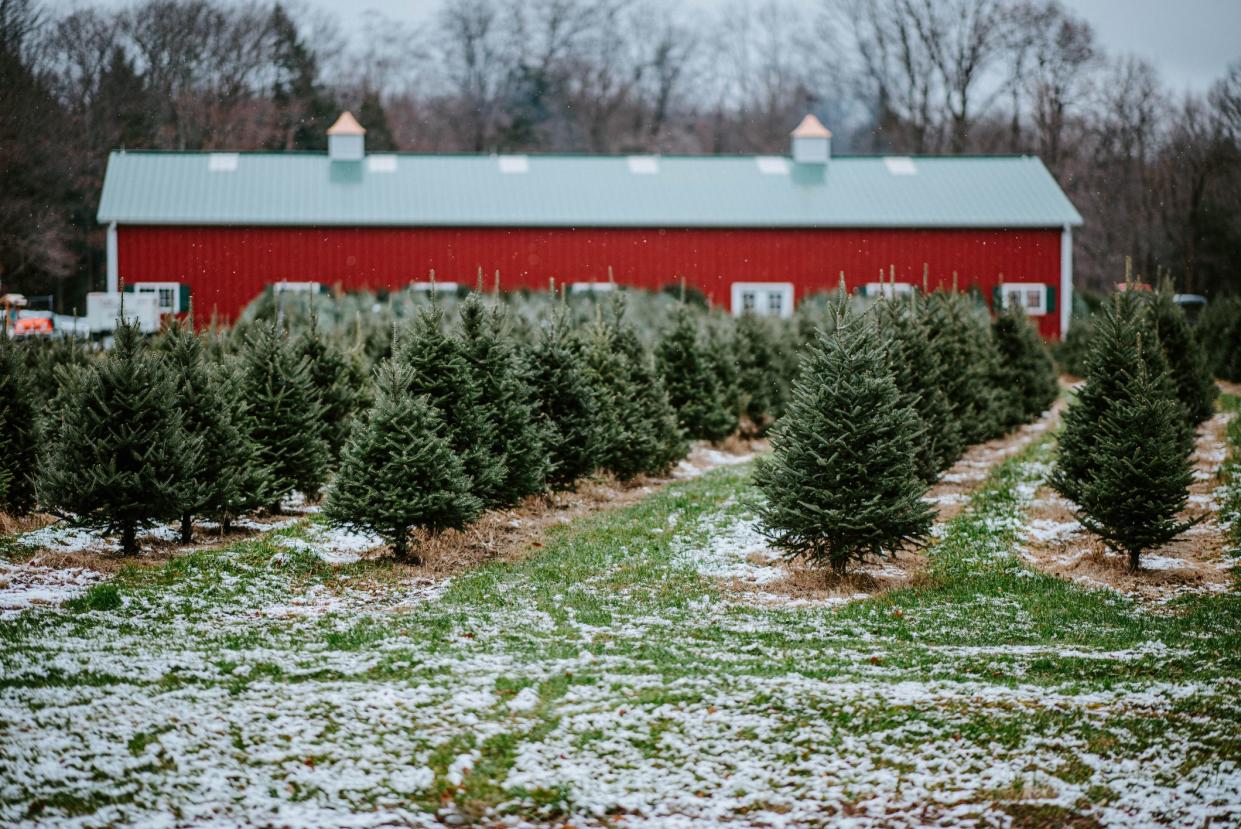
[[57, 0, 1241, 94]]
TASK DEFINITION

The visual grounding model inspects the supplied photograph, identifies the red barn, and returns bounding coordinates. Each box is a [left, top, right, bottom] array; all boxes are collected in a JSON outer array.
[[97, 113, 1083, 338]]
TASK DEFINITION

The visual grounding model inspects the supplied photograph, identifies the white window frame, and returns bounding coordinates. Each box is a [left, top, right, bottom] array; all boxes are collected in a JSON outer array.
[[999, 282, 1048, 316], [864, 282, 913, 299], [570, 282, 617, 294], [271, 281, 322, 294], [731, 282, 794, 319], [131, 281, 181, 315], [410, 281, 459, 293]]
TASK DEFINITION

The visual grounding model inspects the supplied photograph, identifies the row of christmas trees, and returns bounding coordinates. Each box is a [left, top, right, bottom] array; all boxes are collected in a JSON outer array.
[[755, 286, 1060, 573], [755, 282, 1215, 574], [0, 291, 800, 556]]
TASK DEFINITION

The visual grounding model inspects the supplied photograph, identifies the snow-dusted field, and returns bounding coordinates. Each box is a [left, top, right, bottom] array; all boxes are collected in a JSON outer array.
[[1, 427, 1239, 827]]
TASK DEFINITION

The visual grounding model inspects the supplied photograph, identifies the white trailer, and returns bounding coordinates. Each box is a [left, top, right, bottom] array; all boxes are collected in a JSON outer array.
[[85, 291, 161, 334]]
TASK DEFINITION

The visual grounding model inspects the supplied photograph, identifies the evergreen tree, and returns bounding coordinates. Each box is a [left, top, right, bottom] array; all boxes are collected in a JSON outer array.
[[704, 317, 741, 424], [396, 304, 504, 503], [160, 318, 248, 542], [1198, 296, 1241, 382], [1051, 292, 1193, 508], [38, 321, 194, 554], [991, 303, 1059, 425], [754, 299, 934, 574], [1150, 284, 1217, 426], [295, 311, 365, 460], [0, 328, 39, 515], [875, 295, 963, 481], [213, 357, 269, 531], [734, 313, 786, 434], [458, 295, 548, 506], [584, 296, 685, 480], [656, 305, 736, 442], [1074, 355, 1196, 571], [325, 361, 481, 561], [528, 309, 601, 489], [922, 290, 1004, 444], [238, 320, 329, 511]]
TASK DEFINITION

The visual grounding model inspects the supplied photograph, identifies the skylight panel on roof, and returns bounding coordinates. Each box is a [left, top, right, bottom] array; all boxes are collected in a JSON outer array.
[[627, 156, 659, 175], [756, 156, 789, 175], [498, 155, 529, 174], [207, 153, 239, 172], [884, 157, 917, 176], [367, 155, 397, 173]]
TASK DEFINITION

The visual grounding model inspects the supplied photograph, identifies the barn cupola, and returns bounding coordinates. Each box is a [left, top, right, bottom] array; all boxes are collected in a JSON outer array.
[[790, 113, 831, 165], [327, 111, 366, 161]]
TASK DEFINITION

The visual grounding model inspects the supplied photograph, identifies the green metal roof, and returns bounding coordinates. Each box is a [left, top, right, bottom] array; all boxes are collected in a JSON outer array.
[[97, 151, 1082, 228]]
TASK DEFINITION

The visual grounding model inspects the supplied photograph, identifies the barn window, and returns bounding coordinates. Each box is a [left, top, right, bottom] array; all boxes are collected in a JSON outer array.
[[731, 282, 793, 319], [863, 282, 913, 298], [131, 282, 185, 315], [997, 283, 1050, 316]]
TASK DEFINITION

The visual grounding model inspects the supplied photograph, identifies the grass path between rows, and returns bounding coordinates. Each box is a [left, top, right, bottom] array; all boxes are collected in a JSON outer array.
[[1, 410, 1240, 828]]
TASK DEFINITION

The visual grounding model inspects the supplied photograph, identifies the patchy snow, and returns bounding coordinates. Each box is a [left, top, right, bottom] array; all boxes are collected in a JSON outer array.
[[507, 686, 542, 712], [17, 522, 114, 554], [671, 509, 785, 586], [0, 560, 105, 618], [278, 523, 387, 564], [1027, 517, 1083, 543], [671, 444, 755, 480]]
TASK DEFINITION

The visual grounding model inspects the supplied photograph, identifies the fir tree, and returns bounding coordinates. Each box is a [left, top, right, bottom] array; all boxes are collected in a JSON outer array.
[[656, 305, 736, 442], [160, 318, 248, 542], [0, 328, 40, 515], [734, 313, 786, 434], [875, 295, 963, 482], [922, 290, 1004, 444], [1198, 296, 1241, 382], [38, 321, 194, 554], [754, 299, 934, 574], [458, 295, 548, 506], [1051, 291, 1193, 508], [213, 357, 269, 531], [584, 296, 685, 480], [991, 303, 1059, 425], [295, 311, 365, 460], [704, 317, 741, 424], [1074, 346, 1196, 571], [396, 303, 504, 503], [528, 309, 600, 489], [238, 320, 329, 511], [325, 361, 481, 561], [1150, 284, 1217, 426]]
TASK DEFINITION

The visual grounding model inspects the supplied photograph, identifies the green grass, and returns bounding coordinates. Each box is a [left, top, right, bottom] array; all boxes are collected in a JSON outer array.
[[1, 402, 1239, 825]]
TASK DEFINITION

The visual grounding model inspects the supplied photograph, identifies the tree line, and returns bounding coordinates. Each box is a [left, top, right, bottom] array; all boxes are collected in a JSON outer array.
[[2, 0, 1239, 311]]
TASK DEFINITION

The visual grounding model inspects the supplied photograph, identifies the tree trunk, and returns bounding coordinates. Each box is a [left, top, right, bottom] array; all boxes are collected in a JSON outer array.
[[1128, 549, 1142, 572], [393, 528, 408, 561], [222, 515, 232, 535], [180, 512, 193, 544], [120, 522, 138, 555]]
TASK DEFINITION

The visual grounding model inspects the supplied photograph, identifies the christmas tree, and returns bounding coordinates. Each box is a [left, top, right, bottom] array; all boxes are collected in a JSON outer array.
[[656, 305, 736, 442], [991, 303, 1059, 425], [583, 296, 685, 479], [396, 303, 504, 503], [733, 312, 786, 434], [295, 310, 367, 460], [458, 295, 548, 506], [38, 320, 194, 554], [1150, 283, 1217, 426], [1051, 291, 1193, 508], [704, 317, 741, 427], [324, 360, 481, 561], [754, 297, 934, 574], [237, 320, 329, 511], [1073, 342, 1196, 571], [922, 290, 1004, 444], [0, 328, 40, 515], [160, 318, 248, 542], [212, 356, 269, 531], [528, 308, 601, 489], [875, 294, 963, 482], [1198, 296, 1241, 382]]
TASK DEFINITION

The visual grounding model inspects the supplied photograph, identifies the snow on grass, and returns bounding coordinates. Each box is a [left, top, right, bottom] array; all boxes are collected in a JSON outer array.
[[0, 560, 105, 618], [16, 522, 114, 554], [277, 523, 386, 564], [671, 505, 785, 586]]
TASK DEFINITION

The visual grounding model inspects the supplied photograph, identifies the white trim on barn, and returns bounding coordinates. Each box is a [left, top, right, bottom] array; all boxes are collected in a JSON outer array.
[[1060, 225, 1073, 340], [998, 282, 1049, 316], [106, 222, 118, 293], [731, 282, 794, 319]]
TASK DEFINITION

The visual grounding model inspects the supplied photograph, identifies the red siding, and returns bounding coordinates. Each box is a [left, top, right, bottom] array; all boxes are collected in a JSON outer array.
[[117, 226, 1065, 337]]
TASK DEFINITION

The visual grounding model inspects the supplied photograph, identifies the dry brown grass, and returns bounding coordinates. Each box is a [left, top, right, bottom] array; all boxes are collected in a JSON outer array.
[[1019, 407, 1235, 605]]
